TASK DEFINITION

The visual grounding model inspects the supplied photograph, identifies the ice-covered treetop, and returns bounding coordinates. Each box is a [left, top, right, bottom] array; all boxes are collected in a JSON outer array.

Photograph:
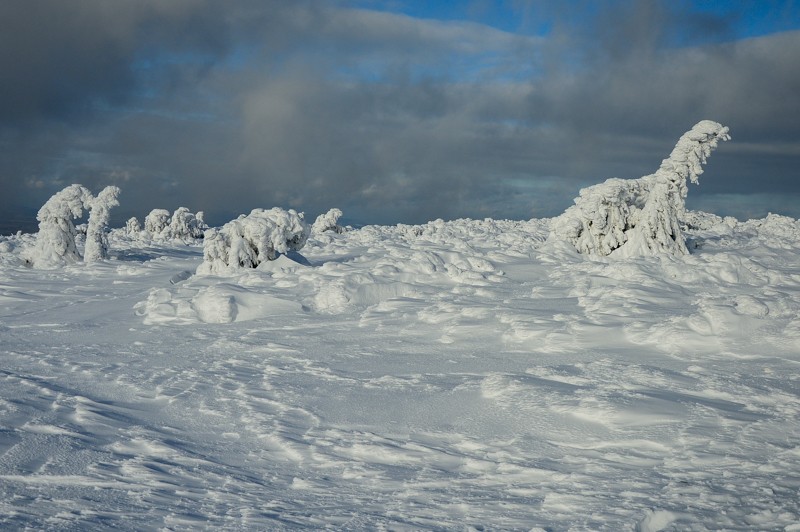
[[655, 120, 730, 190], [36, 184, 92, 222]]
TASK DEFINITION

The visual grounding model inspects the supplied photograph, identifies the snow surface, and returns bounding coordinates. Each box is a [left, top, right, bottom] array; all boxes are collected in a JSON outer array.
[[1, 212, 799, 530]]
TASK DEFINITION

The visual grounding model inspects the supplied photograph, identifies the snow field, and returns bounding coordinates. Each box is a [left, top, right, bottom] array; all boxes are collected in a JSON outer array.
[[1, 213, 799, 529]]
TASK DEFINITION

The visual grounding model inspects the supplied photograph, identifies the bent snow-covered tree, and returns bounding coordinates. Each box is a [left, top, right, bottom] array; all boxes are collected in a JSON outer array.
[[84, 186, 120, 263], [551, 120, 730, 258], [312, 208, 345, 234], [197, 208, 310, 274], [28, 184, 93, 268]]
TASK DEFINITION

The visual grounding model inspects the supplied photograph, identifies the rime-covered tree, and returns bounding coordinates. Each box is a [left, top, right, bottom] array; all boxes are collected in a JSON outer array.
[[550, 120, 730, 258], [28, 184, 93, 268], [168, 207, 206, 240], [144, 209, 171, 236], [197, 208, 310, 274], [84, 186, 121, 263], [125, 217, 141, 236], [312, 208, 345, 234]]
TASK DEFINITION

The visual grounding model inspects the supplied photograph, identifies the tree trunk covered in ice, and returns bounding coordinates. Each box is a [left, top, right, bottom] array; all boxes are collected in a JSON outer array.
[[551, 120, 730, 258]]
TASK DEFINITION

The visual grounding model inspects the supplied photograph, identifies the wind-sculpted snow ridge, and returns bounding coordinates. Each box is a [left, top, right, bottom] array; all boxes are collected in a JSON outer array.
[[197, 208, 310, 275], [2, 213, 800, 530], [552, 120, 730, 258]]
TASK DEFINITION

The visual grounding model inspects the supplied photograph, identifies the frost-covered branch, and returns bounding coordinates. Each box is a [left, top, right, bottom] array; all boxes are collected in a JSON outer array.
[[550, 120, 730, 258]]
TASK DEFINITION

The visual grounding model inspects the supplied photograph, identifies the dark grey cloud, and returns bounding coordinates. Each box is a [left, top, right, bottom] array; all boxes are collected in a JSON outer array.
[[1, 0, 799, 234]]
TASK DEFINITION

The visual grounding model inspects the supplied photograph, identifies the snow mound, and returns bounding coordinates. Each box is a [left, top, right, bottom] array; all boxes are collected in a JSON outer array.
[[551, 120, 730, 258], [134, 282, 307, 325]]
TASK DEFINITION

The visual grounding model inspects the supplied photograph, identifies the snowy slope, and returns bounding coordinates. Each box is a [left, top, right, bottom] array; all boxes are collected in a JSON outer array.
[[1, 213, 799, 530]]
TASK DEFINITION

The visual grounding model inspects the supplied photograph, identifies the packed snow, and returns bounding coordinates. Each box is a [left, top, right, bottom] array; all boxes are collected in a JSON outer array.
[[1, 205, 799, 530]]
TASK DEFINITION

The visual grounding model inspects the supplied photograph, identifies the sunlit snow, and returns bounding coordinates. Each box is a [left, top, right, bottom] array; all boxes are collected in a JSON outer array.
[[1, 209, 799, 530]]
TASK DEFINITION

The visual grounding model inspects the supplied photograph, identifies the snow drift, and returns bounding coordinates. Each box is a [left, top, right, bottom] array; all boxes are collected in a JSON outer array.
[[2, 205, 800, 530], [551, 120, 731, 258]]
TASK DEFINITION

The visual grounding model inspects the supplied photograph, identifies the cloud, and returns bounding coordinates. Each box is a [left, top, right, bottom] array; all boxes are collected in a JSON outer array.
[[1, 1, 798, 233]]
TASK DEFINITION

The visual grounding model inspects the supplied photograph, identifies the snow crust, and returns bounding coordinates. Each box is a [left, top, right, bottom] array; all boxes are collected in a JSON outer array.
[[552, 120, 730, 258], [1, 211, 800, 530]]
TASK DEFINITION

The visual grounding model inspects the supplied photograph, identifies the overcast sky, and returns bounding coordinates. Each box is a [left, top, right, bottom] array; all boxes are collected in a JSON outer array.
[[2, 0, 799, 232]]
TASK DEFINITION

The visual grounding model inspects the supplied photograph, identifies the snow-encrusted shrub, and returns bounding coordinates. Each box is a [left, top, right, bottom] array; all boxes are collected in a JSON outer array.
[[84, 186, 120, 263], [312, 208, 345, 234], [197, 208, 310, 274], [144, 209, 171, 236], [142, 207, 206, 241], [168, 207, 206, 240], [551, 120, 730, 258], [125, 217, 141, 236], [27, 184, 93, 268]]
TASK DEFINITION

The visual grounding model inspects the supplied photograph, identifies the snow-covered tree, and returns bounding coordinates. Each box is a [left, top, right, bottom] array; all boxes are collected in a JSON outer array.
[[144, 209, 171, 236], [141, 207, 206, 241], [197, 208, 310, 274], [168, 207, 207, 240], [84, 186, 120, 263], [312, 208, 345, 234], [550, 120, 730, 258], [28, 184, 93, 268], [125, 217, 141, 236]]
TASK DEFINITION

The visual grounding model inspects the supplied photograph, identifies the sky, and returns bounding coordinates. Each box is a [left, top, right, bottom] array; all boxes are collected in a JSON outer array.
[[1, 0, 799, 232]]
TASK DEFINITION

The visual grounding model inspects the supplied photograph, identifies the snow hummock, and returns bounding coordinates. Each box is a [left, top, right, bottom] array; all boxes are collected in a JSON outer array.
[[552, 120, 731, 258], [1, 209, 799, 529]]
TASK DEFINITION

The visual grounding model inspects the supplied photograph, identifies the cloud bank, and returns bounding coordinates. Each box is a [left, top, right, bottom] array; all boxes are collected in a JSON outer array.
[[2, 0, 799, 231]]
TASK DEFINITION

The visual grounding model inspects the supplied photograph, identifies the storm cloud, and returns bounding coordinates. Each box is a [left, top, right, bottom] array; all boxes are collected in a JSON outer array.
[[1, 0, 799, 232]]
